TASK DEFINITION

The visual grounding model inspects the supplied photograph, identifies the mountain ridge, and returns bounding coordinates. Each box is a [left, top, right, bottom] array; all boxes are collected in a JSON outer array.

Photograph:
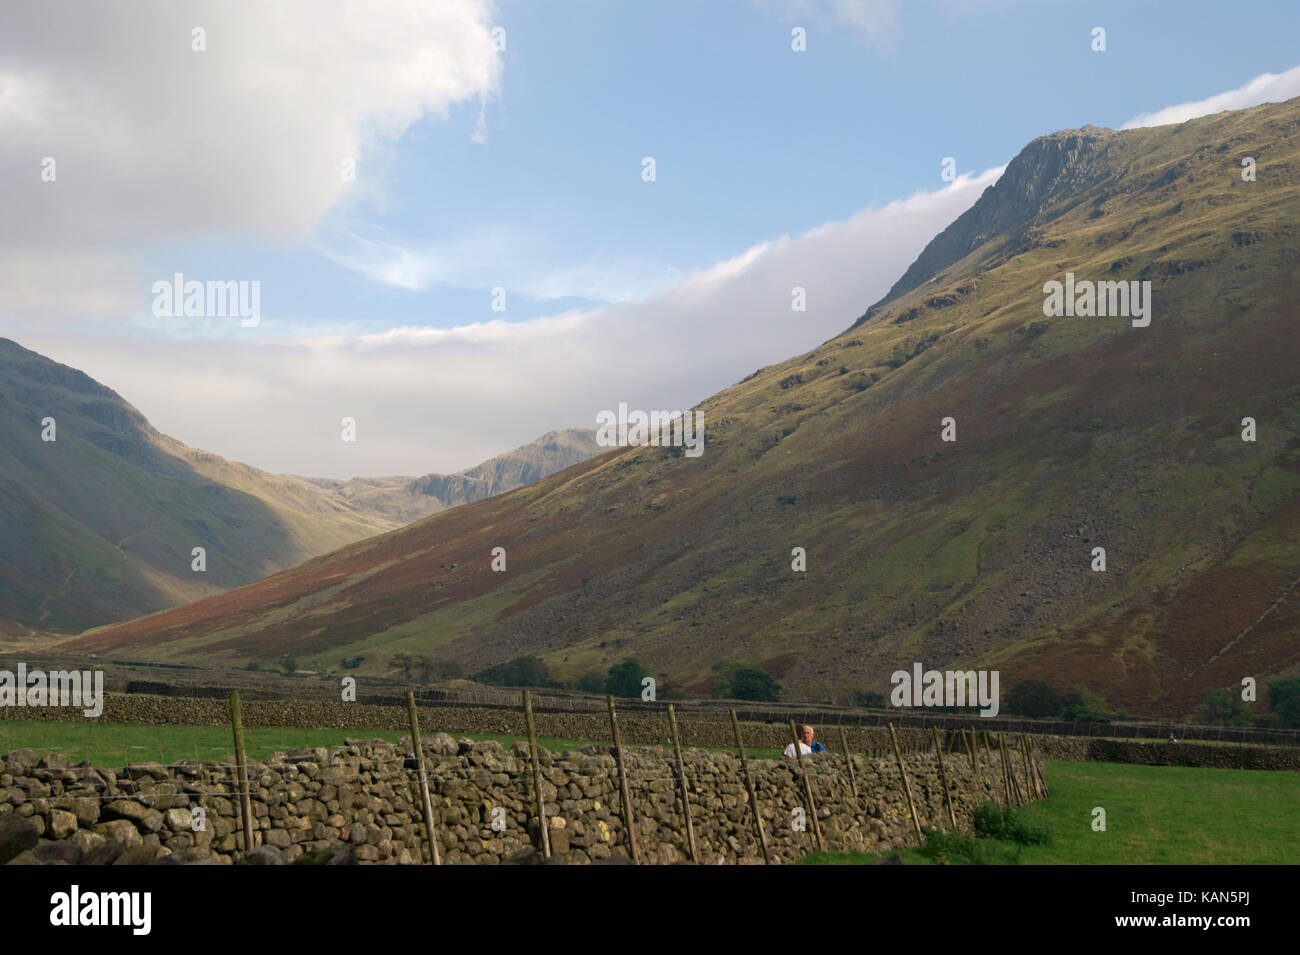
[[0, 336, 600, 633], [56, 97, 1300, 719], [858, 125, 1120, 324]]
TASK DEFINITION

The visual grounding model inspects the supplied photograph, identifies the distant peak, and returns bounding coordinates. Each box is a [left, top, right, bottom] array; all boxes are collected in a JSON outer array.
[[855, 124, 1117, 324]]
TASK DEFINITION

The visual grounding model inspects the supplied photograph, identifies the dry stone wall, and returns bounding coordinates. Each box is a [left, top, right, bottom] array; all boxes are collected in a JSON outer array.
[[1033, 735, 1300, 770], [0, 736, 1032, 865], [0, 692, 948, 754]]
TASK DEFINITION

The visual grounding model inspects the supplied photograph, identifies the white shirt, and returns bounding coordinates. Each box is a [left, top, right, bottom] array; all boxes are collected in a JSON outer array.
[[783, 742, 812, 759]]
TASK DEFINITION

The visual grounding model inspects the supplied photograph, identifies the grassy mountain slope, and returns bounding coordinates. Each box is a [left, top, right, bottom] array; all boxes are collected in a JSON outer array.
[[0, 339, 598, 633], [61, 98, 1300, 718]]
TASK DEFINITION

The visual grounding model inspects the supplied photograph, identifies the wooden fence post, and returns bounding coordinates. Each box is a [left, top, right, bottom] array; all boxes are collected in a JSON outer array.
[[995, 731, 1011, 804], [1010, 737, 1026, 806], [787, 720, 825, 852], [965, 727, 977, 771], [666, 704, 699, 863], [228, 691, 255, 856], [931, 726, 957, 830], [838, 726, 859, 802], [522, 690, 551, 858], [888, 723, 924, 844], [406, 690, 441, 865], [1009, 734, 1025, 805], [1029, 736, 1050, 798], [607, 696, 640, 864], [998, 733, 1021, 805], [730, 709, 770, 864], [1019, 735, 1036, 801]]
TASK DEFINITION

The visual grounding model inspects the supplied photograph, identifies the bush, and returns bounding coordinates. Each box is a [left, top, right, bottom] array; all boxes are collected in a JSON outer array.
[[729, 667, 781, 702], [917, 828, 1025, 865], [1195, 687, 1252, 727], [852, 689, 887, 708], [473, 655, 555, 689], [340, 656, 364, 670], [1269, 678, 1300, 728], [605, 660, 651, 698], [1004, 679, 1065, 719], [973, 802, 1053, 846], [1061, 684, 1112, 723], [576, 671, 605, 693], [917, 829, 988, 864], [710, 660, 781, 701], [421, 657, 463, 682]]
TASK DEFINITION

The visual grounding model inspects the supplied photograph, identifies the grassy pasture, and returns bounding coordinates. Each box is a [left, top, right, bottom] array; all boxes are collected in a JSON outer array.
[[0, 720, 786, 766], [799, 759, 1300, 865]]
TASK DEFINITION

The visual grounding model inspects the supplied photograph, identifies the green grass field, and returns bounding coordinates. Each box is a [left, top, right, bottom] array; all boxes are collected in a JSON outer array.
[[0, 720, 786, 766], [800, 760, 1300, 865]]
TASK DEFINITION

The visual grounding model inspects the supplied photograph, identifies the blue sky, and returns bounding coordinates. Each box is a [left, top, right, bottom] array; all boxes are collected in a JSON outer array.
[[4, 0, 1300, 475], [203, 0, 1300, 335]]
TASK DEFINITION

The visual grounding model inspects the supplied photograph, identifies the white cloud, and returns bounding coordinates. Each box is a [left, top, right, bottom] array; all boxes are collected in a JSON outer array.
[[749, 0, 900, 45], [314, 225, 673, 304], [471, 107, 490, 145], [1122, 64, 1300, 129], [0, 250, 139, 319], [21, 168, 1001, 477], [0, 0, 501, 322]]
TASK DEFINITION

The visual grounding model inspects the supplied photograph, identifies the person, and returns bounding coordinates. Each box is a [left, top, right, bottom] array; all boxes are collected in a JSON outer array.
[[782, 724, 826, 759]]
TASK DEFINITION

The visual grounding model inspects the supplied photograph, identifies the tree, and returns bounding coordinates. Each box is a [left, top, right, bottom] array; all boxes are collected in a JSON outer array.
[[851, 689, 887, 708], [1195, 687, 1252, 727], [473, 655, 553, 688], [390, 652, 415, 680], [728, 667, 781, 702], [1060, 684, 1110, 723], [709, 660, 781, 701], [709, 659, 747, 699], [1269, 678, 1300, 728], [414, 656, 463, 683], [605, 660, 650, 697], [576, 671, 604, 693], [1005, 679, 1065, 719]]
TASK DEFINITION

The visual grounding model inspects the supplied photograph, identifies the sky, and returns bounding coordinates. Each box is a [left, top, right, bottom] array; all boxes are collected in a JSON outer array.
[[3, 0, 1300, 478]]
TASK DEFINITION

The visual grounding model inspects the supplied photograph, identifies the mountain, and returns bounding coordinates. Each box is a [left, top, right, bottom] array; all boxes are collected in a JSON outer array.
[[58, 97, 1300, 718], [301, 429, 602, 527], [0, 337, 599, 633]]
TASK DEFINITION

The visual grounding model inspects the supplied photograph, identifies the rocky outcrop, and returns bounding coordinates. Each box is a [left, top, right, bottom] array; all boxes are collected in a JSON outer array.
[[855, 126, 1118, 325]]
